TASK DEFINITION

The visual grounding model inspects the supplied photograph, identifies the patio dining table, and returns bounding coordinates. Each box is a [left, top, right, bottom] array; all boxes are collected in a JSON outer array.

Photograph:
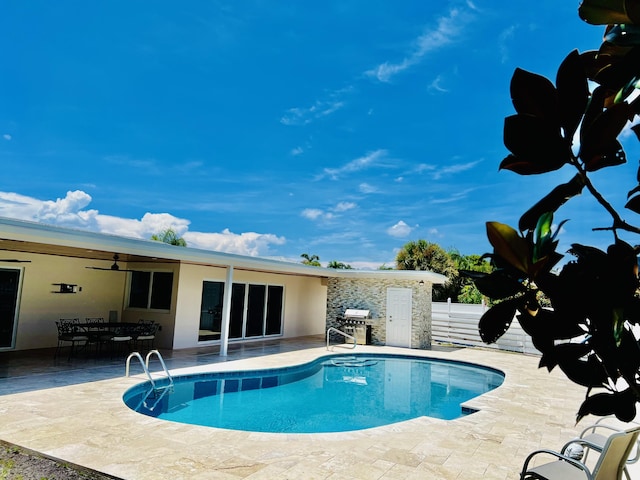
[[70, 322, 141, 356]]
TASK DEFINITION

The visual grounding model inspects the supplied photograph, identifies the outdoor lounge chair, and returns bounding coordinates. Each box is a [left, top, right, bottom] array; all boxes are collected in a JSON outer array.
[[573, 416, 640, 480], [520, 425, 640, 480]]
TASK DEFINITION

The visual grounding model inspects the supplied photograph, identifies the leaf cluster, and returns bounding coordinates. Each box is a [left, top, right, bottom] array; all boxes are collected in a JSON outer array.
[[465, 0, 640, 422]]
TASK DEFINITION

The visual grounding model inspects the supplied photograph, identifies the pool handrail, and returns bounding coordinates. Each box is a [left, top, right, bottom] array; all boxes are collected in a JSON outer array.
[[125, 349, 173, 388], [326, 327, 356, 351]]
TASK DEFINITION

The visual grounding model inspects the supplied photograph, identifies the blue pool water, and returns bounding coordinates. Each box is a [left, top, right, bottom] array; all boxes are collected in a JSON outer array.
[[123, 354, 504, 433]]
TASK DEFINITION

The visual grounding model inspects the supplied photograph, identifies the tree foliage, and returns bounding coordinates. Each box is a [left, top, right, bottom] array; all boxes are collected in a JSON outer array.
[[300, 253, 321, 267], [463, 0, 640, 422], [327, 260, 353, 269], [150, 228, 187, 247]]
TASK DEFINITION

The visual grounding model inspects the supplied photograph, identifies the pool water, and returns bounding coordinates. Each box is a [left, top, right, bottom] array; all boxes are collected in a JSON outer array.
[[123, 354, 504, 433]]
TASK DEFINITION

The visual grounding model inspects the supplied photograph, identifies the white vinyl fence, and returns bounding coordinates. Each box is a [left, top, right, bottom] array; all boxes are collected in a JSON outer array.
[[432, 300, 540, 355]]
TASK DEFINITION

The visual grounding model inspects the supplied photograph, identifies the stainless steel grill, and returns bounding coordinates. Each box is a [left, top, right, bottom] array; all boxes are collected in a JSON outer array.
[[339, 309, 371, 344]]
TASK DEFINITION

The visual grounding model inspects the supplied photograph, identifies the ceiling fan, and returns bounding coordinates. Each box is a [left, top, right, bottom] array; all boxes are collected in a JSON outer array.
[[86, 254, 140, 273]]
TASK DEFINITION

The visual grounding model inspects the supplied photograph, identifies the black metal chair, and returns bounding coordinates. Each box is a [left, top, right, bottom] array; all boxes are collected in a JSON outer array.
[[55, 318, 88, 360], [134, 321, 159, 351]]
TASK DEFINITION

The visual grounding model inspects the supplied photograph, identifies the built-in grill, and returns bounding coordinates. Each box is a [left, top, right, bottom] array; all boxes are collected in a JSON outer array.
[[338, 309, 371, 345]]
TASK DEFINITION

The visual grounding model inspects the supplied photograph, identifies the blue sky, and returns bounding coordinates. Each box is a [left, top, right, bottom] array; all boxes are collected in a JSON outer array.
[[1, 1, 637, 268]]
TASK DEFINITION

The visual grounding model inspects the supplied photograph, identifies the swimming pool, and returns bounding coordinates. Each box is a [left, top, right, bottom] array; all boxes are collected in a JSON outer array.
[[123, 354, 504, 433]]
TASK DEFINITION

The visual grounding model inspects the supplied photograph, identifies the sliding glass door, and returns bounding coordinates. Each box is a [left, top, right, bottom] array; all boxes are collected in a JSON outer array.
[[199, 281, 283, 342], [0, 268, 21, 349]]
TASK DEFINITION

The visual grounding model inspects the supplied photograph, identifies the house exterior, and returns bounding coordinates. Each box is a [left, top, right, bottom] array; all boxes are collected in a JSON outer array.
[[0, 217, 447, 354]]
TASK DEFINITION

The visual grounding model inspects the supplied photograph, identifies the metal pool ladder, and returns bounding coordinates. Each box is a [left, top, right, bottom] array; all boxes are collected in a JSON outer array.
[[326, 327, 356, 351], [125, 349, 174, 389]]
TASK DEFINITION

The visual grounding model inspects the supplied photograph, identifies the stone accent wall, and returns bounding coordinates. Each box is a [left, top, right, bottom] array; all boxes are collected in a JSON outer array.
[[326, 277, 433, 349]]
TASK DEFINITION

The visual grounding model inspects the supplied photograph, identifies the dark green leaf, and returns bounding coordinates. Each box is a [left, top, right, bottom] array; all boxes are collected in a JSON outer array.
[[478, 298, 519, 344], [577, 389, 637, 423], [519, 175, 585, 231], [627, 185, 640, 199], [510, 68, 559, 123], [518, 308, 586, 342], [556, 347, 608, 388], [503, 115, 569, 174], [579, 0, 640, 24], [580, 139, 626, 171], [472, 270, 525, 300], [486, 222, 530, 274], [556, 50, 589, 139], [624, 194, 640, 214], [591, 46, 640, 93]]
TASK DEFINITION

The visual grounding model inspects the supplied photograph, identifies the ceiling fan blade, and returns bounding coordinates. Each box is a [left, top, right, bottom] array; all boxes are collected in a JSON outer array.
[[0, 259, 31, 263]]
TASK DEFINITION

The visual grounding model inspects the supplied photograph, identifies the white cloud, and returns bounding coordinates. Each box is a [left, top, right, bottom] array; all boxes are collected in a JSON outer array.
[[280, 87, 352, 126], [432, 160, 479, 180], [291, 146, 304, 156], [366, 6, 475, 82], [334, 202, 357, 212], [183, 229, 286, 256], [2, 134, 11, 141], [499, 25, 517, 64], [387, 220, 413, 238], [301, 208, 325, 220], [359, 183, 378, 194], [301, 201, 356, 222], [0, 190, 286, 256], [428, 74, 449, 93], [322, 149, 388, 180]]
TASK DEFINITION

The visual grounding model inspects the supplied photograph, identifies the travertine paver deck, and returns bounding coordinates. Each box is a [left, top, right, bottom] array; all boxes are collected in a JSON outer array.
[[0, 344, 638, 479]]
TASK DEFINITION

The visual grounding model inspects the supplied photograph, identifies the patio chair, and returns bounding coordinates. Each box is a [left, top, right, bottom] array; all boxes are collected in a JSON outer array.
[[572, 416, 640, 480], [107, 324, 135, 358], [85, 317, 111, 355], [55, 319, 88, 360], [520, 425, 640, 480], [134, 321, 159, 351]]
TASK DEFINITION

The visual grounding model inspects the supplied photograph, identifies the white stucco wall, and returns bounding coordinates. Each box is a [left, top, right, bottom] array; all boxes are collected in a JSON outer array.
[[172, 265, 327, 350], [8, 253, 126, 350]]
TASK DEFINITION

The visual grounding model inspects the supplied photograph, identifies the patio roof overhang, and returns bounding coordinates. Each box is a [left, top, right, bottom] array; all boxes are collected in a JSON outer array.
[[0, 216, 448, 284]]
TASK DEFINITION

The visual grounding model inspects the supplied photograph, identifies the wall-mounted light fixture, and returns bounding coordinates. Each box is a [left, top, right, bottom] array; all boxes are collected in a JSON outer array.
[[419, 280, 425, 286], [52, 283, 80, 294]]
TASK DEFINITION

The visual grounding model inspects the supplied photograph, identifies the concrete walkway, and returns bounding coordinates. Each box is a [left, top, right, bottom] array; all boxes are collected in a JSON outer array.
[[0, 339, 637, 479]]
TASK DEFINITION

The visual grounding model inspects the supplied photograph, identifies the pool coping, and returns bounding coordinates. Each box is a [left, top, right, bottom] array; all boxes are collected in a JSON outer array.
[[0, 345, 616, 479]]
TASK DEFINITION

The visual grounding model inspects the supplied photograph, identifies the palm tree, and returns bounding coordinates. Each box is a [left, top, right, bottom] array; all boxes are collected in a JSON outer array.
[[327, 260, 353, 269], [300, 253, 321, 266], [151, 228, 187, 247]]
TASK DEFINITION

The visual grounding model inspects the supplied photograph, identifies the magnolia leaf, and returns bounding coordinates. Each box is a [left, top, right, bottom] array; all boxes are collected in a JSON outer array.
[[556, 351, 608, 388], [578, 0, 640, 25], [627, 184, 640, 198], [577, 389, 638, 424], [625, 194, 640, 214], [604, 23, 640, 47], [502, 115, 569, 174], [510, 68, 559, 122], [591, 46, 640, 93], [580, 139, 626, 171], [478, 298, 519, 344], [556, 50, 589, 138], [519, 175, 584, 232], [486, 222, 530, 274], [579, 103, 631, 172], [472, 270, 526, 300]]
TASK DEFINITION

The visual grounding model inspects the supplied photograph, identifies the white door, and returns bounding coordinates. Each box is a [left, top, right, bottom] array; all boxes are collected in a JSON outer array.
[[386, 287, 412, 347]]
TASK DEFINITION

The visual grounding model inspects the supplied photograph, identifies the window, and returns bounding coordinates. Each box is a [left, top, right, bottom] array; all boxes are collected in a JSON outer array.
[[128, 271, 173, 310]]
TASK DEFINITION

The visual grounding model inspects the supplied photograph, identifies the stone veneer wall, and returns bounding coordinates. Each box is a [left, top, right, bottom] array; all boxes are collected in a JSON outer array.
[[326, 277, 433, 349]]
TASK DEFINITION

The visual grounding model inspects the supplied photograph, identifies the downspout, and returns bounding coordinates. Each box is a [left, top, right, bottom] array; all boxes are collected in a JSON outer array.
[[219, 265, 234, 357]]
